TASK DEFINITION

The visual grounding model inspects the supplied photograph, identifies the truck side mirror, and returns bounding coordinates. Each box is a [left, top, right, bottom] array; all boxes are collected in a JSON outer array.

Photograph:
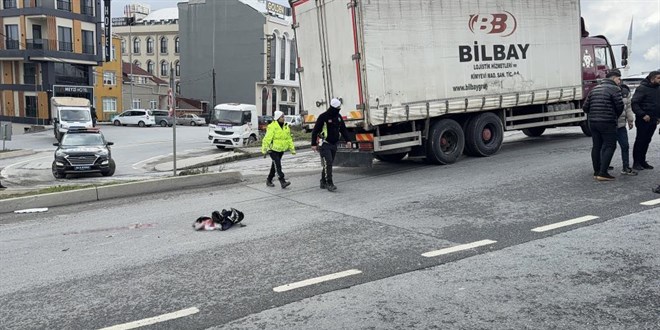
[[107, 142, 114, 146], [621, 45, 628, 60], [53, 142, 59, 146], [621, 59, 628, 67]]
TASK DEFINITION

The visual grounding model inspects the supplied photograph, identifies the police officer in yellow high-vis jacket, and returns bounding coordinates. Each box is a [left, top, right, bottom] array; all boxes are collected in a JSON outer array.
[[262, 110, 296, 188]]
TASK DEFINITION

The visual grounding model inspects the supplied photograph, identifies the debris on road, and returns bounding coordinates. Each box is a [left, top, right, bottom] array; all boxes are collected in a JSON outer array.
[[193, 208, 245, 231]]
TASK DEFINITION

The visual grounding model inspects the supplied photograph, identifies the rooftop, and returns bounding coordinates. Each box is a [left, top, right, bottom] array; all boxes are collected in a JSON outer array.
[[141, 7, 178, 22]]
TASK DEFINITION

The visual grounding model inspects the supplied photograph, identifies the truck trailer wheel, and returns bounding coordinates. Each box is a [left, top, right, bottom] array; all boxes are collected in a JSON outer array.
[[375, 153, 407, 163], [464, 112, 504, 157], [579, 121, 592, 137], [425, 119, 464, 165], [522, 127, 546, 137]]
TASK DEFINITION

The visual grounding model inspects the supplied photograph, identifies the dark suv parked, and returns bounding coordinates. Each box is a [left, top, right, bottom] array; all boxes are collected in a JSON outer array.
[[52, 128, 116, 178], [152, 110, 174, 127]]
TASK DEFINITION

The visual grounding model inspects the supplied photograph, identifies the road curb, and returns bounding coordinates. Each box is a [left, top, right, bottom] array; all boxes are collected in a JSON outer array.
[[0, 171, 243, 214], [0, 149, 36, 160]]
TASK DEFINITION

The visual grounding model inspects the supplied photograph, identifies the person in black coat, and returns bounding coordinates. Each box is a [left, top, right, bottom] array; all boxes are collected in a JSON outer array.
[[583, 69, 624, 181], [311, 98, 353, 192], [631, 71, 660, 170]]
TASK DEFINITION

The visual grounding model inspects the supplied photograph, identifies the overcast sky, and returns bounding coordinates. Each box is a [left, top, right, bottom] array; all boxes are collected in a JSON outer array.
[[111, 0, 660, 76]]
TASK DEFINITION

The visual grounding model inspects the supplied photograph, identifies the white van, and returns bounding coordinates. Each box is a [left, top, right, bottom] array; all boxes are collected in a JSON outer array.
[[208, 103, 258, 149], [50, 97, 94, 141]]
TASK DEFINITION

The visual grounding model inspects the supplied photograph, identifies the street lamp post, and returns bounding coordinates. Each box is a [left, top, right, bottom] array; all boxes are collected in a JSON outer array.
[[128, 18, 134, 109]]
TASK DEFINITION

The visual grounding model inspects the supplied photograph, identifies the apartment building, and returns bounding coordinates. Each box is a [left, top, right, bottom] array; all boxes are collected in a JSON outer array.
[[112, 7, 180, 94], [0, 0, 102, 124], [93, 34, 122, 121]]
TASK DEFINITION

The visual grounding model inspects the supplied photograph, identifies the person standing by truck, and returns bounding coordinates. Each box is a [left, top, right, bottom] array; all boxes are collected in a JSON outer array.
[[262, 110, 295, 189], [311, 98, 353, 192], [582, 69, 624, 181], [617, 84, 637, 176], [631, 71, 660, 171]]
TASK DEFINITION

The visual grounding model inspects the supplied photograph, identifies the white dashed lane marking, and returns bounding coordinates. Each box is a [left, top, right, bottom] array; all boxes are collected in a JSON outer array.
[[531, 215, 599, 233], [421, 239, 497, 258], [273, 269, 362, 293], [97, 307, 199, 330], [640, 198, 660, 206]]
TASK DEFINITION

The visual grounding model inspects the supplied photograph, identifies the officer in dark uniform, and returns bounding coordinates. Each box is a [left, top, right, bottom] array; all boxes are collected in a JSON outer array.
[[311, 98, 353, 192]]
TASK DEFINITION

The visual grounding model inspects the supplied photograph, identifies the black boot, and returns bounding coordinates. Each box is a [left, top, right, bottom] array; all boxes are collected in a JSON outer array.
[[320, 180, 327, 189], [280, 179, 291, 189], [266, 179, 275, 187], [653, 185, 660, 194], [326, 182, 337, 192]]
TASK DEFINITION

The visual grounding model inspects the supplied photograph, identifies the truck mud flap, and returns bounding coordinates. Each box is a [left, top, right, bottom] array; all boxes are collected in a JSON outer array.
[[335, 150, 373, 168]]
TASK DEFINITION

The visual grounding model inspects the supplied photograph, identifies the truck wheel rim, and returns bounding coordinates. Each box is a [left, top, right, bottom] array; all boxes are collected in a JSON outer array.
[[440, 132, 458, 153], [482, 127, 493, 142]]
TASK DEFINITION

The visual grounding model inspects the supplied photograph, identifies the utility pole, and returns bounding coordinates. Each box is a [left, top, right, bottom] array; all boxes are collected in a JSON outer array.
[[170, 63, 177, 176], [129, 18, 134, 109], [212, 68, 217, 107]]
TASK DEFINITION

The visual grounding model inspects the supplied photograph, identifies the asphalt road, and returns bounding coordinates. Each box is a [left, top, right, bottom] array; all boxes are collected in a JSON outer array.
[[1, 127, 659, 329]]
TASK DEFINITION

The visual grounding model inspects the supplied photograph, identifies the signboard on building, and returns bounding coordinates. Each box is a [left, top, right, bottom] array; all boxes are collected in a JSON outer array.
[[266, 35, 273, 81], [53, 85, 95, 103], [104, 0, 112, 62], [112, 17, 129, 26], [266, 1, 285, 16]]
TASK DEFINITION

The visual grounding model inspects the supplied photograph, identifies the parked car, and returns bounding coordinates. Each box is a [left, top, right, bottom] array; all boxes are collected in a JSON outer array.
[[284, 115, 302, 127], [258, 115, 273, 132], [152, 110, 174, 127], [52, 128, 115, 178], [112, 109, 155, 127], [177, 113, 207, 126]]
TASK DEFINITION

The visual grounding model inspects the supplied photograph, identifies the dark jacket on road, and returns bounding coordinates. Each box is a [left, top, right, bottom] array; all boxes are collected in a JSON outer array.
[[632, 79, 660, 121], [583, 79, 624, 124], [311, 106, 351, 146]]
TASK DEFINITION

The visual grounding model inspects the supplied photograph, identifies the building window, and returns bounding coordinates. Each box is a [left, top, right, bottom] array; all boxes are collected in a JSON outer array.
[[103, 71, 116, 85], [280, 36, 286, 80], [80, 0, 93, 15], [175, 61, 180, 76], [5, 25, 19, 50], [281, 88, 288, 102], [160, 60, 168, 76], [25, 96, 37, 117], [175, 37, 180, 53], [146, 60, 154, 74], [111, 44, 116, 61], [58, 26, 73, 52], [81, 30, 94, 54], [24, 63, 37, 84], [133, 60, 141, 68], [269, 33, 276, 80], [160, 37, 168, 54], [56, 0, 71, 11], [102, 97, 117, 112], [261, 88, 268, 115], [132, 99, 141, 109], [146, 37, 154, 54], [176, 82, 180, 94], [54, 62, 89, 85], [132, 37, 140, 54], [149, 100, 157, 109], [3, 0, 17, 9], [290, 39, 297, 81], [121, 38, 126, 54], [272, 88, 277, 114]]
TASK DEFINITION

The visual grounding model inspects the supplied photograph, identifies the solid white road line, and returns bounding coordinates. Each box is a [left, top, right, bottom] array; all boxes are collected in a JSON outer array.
[[531, 215, 599, 233], [273, 269, 362, 293], [421, 239, 497, 258], [640, 198, 660, 206], [98, 307, 200, 330]]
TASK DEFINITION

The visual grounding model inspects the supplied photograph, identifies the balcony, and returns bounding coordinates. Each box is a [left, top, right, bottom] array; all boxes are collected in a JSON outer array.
[[58, 41, 73, 52], [82, 44, 94, 54], [56, 0, 71, 11], [5, 40, 20, 50], [26, 38, 50, 50], [81, 4, 93, 15], [3, 0, 17, 9]]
